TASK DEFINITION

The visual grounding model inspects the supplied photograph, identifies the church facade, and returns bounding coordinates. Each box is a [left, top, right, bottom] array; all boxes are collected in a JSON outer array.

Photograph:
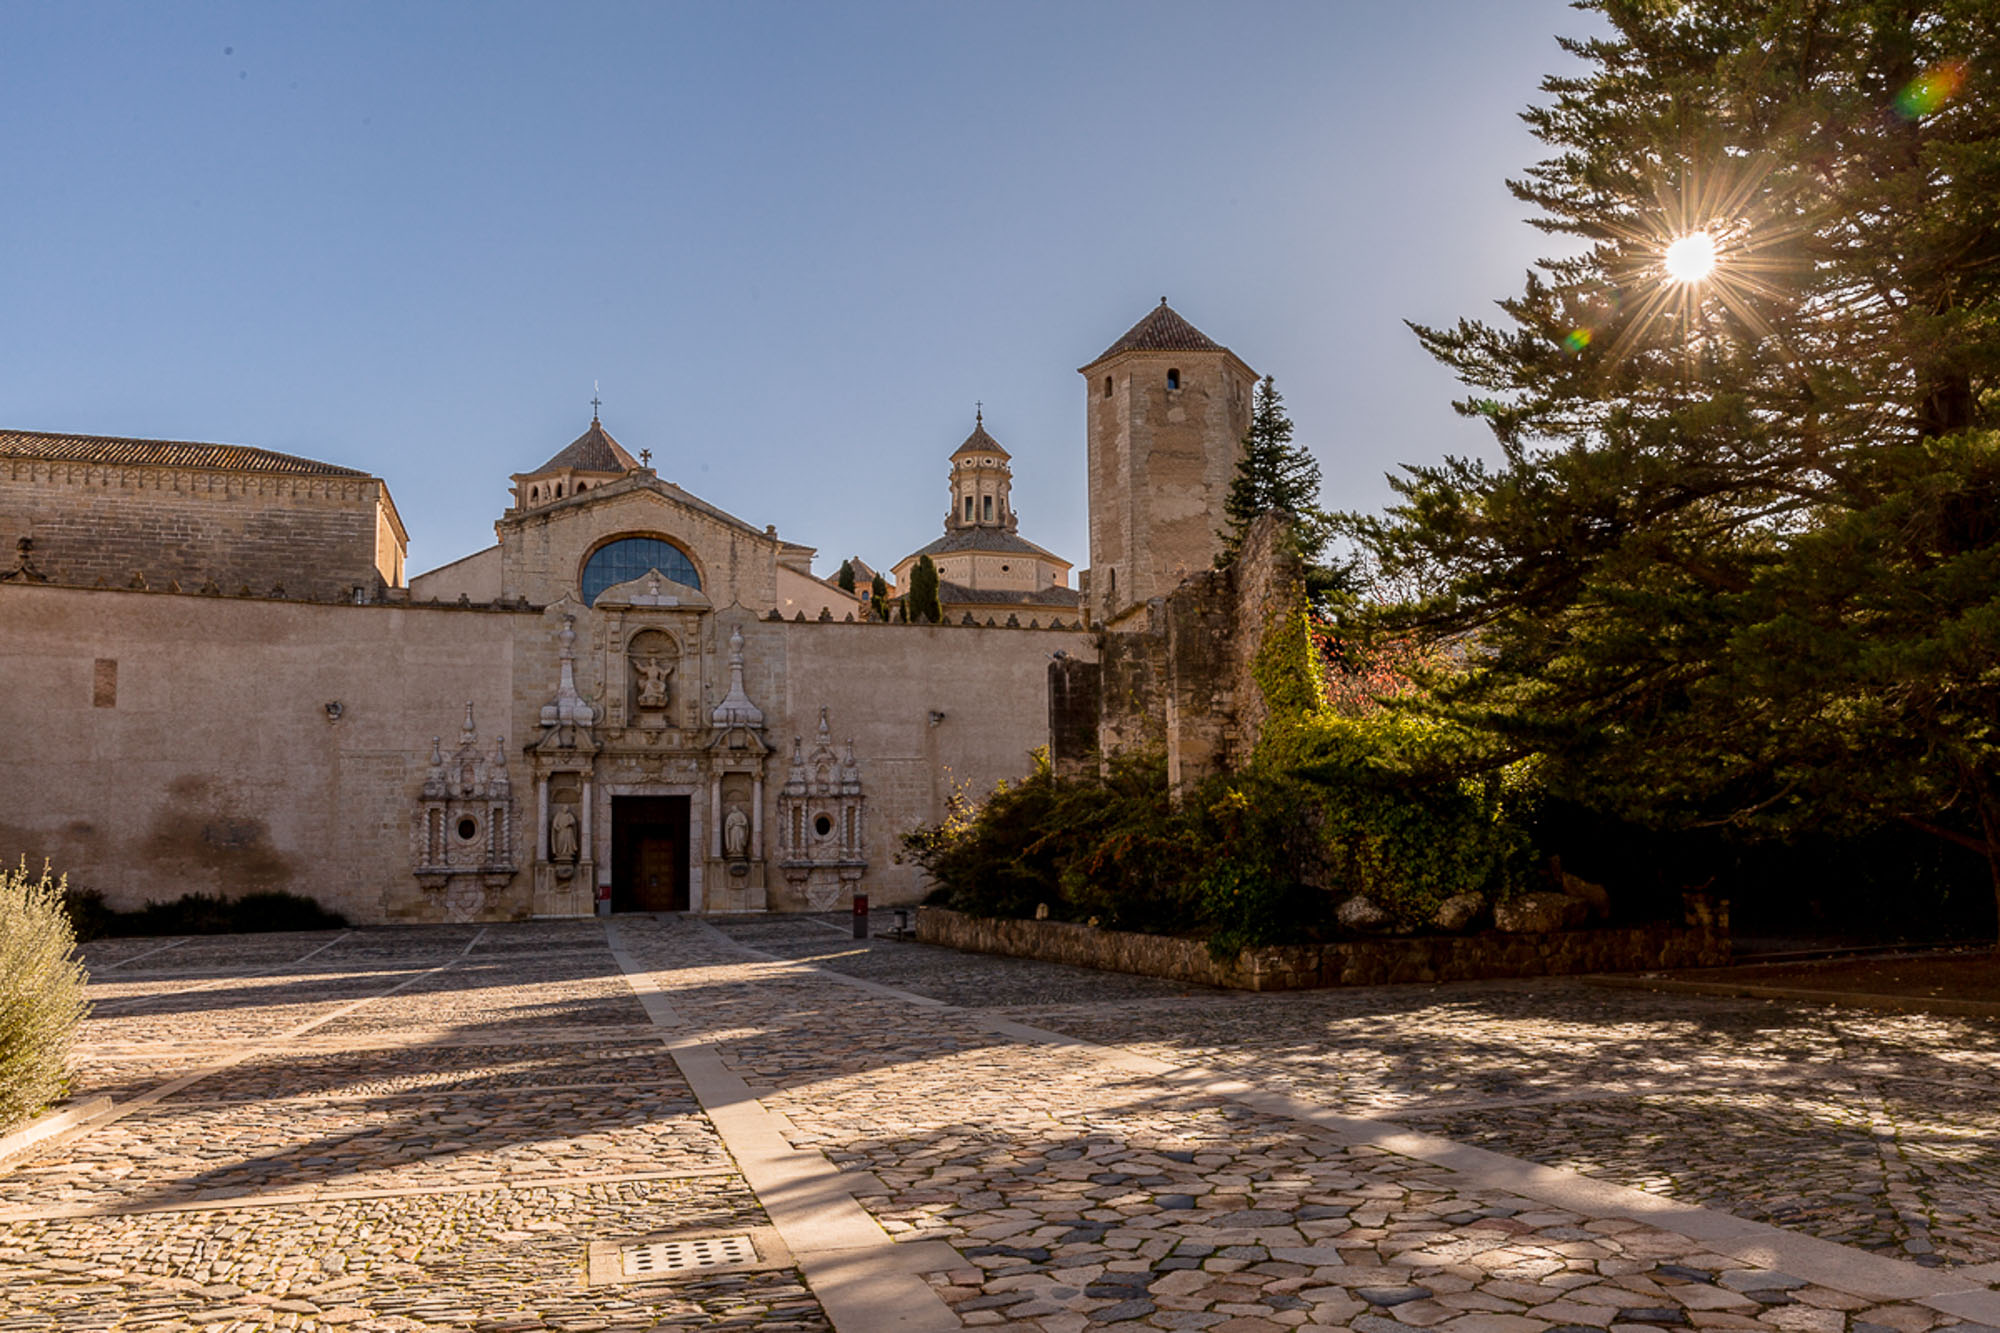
[[0, 302, 1255, 922]]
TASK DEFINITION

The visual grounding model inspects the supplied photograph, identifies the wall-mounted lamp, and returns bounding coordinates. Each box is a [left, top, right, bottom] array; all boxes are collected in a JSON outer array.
[[325, 701, 345, 722], [927, 710, 946, 727]]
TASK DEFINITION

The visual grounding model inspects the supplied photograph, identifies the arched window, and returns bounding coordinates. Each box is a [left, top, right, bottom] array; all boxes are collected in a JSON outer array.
[[1167, 369, 1180, 390], [580, 536, 702, 606]]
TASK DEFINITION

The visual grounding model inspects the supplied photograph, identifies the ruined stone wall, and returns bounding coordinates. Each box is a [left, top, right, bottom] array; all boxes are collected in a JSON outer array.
[[0, 583, 520, 922], [0, 460, 401, 600], [1066, 513, 1305, 785]]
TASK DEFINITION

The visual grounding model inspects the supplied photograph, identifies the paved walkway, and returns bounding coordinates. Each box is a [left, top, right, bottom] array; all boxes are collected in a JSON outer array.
[[1, 917, 1996, 1333]]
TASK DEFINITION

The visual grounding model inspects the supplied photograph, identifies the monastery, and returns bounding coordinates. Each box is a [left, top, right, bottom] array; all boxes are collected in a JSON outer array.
[[0, 301, 1259, 922]]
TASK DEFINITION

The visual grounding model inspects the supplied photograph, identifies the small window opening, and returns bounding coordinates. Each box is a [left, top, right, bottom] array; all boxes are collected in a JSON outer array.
[[1108, 567, 1116, 596], [813, 813, 834, 838], [1167, 368, 1180, 390], [555, 482, 565, 498], [982, 495, 993, 521], [1103, 376, 1112, 398], [965, 496, 975, 519], [1000, 563, 1010, 572], [456, 817, 478, 841]]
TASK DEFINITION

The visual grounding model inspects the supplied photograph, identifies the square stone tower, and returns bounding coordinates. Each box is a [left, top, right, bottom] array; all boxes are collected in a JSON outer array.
[[1079, 300, 1256, 627]]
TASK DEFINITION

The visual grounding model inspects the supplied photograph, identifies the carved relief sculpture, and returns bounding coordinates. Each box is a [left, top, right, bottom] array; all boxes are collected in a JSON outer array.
[[776, 707, 866, 911], [634, 654, 673, 709], [411, 703, 520, 922]]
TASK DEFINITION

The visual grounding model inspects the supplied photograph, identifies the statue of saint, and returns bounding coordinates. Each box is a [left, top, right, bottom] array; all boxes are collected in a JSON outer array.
[[550, 805, 579, 863], [723, 805, 751, 860], [634, 654, 673, 709]]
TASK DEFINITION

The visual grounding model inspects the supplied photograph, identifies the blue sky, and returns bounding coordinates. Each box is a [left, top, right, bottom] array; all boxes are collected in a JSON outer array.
[[2, 1, 1599, 581]]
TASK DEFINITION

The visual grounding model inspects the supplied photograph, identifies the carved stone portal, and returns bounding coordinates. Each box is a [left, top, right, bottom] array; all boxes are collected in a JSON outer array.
[[777, 707, 866, 911], [413, 703, 520, 922]]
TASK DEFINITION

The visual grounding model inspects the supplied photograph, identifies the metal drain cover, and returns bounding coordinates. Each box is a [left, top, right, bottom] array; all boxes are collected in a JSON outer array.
[[621, 1234, 758, 1277]]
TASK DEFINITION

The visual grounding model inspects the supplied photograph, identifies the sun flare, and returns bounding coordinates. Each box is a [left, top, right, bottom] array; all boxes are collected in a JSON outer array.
[[1663, 231, 1718, 283]]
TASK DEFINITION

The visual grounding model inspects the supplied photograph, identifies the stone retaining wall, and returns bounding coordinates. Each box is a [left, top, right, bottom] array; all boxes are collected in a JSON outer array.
[[915, 906, 1730, 991]]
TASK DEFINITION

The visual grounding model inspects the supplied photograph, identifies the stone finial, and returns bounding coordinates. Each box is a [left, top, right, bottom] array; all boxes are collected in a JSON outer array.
[[461, 702, 478, 742], [710, 625, 765, 729], [540, 614, 598, 733]]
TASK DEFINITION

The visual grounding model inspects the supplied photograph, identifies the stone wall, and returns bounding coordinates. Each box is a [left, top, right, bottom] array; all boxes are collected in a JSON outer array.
[[0, 580, 1093, 922], [1059, 512, 1305, 786], [0, 582, 518, 923], [916, 906, 1731, 992], [0, 459, 401, 600]]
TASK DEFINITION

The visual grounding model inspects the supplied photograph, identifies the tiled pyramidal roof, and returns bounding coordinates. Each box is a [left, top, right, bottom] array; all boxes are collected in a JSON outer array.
[[0, 428, 367, 477], [529, 420, 638, 474], [1088, 299, 1224, 364], [950, 418, 1010, 460]]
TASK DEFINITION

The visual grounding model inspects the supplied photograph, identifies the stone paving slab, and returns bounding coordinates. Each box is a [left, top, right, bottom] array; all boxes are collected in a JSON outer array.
[[305, 962, 649, 1036], [138, 1040, 686, 1104]]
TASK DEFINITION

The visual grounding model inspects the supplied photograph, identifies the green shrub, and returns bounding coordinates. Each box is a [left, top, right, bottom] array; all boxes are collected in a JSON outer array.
[[60, 888, 348, 938], [902, 751, 1203, 932], [1264, 708, 1536, 929], [0, 858, 89, 1130]]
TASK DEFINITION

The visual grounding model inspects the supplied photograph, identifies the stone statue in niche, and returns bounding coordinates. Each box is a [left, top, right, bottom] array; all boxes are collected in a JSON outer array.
[[723, 804, 750, 860], [633, 654, 673, 709], [550, 805, 579, 863]]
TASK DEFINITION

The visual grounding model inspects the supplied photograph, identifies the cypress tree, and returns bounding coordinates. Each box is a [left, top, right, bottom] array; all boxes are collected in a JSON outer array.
[[869, 572, 889, 621], [836, 560, 856, 594], [908, 555, 943, 624], [1218, 376, 1331, 567]]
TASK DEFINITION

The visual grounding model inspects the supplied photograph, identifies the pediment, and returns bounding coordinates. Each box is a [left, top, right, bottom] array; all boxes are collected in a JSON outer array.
[[593, 567, 710, 610]]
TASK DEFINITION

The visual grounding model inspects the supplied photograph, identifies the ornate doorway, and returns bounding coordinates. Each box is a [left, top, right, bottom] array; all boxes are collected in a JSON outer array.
[[612, 795, 690, 911]]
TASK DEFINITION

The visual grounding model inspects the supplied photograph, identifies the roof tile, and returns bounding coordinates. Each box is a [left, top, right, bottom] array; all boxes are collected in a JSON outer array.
[[0, 428, 367, 477], [528, 420, 638, 475], [1084, 299, 1225, 367]]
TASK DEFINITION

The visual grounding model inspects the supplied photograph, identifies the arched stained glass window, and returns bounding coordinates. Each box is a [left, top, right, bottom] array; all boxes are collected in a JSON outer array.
[[581, 537, 702, 606]]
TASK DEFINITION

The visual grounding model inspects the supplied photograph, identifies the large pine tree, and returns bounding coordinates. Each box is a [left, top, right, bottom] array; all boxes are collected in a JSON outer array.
[[1344, 1, 2000, 907]]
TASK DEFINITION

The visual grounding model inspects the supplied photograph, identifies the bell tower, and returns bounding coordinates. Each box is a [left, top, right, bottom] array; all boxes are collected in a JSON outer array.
[[1080, 300, 1256, 628], [944, 409, 1016, 534]]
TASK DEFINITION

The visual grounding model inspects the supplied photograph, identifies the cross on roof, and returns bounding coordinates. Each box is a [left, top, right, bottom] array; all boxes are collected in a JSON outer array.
[[640, 449, 652, 467], [590, 392, 602, 421]]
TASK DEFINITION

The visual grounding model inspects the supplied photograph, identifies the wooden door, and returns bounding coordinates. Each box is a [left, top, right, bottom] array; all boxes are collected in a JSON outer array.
[[612, 795, 691, 912]]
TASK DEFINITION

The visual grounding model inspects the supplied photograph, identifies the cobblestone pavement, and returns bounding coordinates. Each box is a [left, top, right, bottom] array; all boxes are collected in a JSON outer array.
[[6, 916, 1998, 1333], [714, 919, 2000, 1272], [4, 925, 827, 1332]]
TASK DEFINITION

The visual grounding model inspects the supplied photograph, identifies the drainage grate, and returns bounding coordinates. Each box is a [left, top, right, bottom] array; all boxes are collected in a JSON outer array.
[[621, 1234, 758, 1277]]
